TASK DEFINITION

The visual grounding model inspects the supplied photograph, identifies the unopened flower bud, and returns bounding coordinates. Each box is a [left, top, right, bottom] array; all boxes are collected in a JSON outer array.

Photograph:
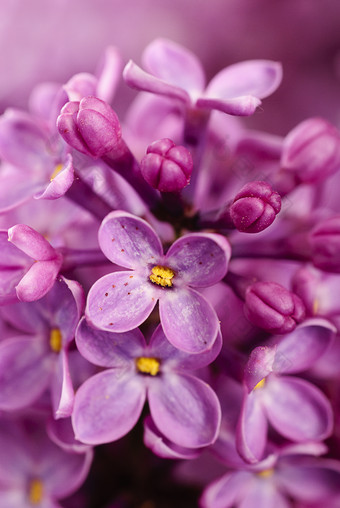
[[281, 118, 340, 184], [244, 281, 305, 333], [230, 181, 281, 233], [57, 96, 122, 157], [310, 216, 340, 273], [140, 138, 193, 192]]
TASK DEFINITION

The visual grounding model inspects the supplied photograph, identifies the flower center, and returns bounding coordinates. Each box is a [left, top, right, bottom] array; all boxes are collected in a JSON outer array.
[[28, 478, 43, 505], [253, 377, 266, 391], [49, 328, 62, 353], [257, 468, 274, 478], [149, 265, 175, 287], [50, 163, 63, 181], [136, 357, 160, 376]]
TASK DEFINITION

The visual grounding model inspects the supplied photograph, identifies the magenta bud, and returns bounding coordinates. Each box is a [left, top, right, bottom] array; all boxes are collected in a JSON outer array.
[[244, 281, 305, 333], [140, 138, 193, 192], [281, 118, 340, 184], [230, 181, 281, 233], [310, 216, 340, 273], [57, 96, 122, 158]]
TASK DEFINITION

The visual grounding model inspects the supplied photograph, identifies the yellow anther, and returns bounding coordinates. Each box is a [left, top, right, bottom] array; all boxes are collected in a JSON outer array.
[[136, 357, 160, 376], [49, 328, 62, 353], [50, 163, 63, 181], [253, 378, 266, 391], [149, 265, 175, 288], [29, 478, 43, 504], [313, 299, 319, 315], [257, 468, 274, 478]]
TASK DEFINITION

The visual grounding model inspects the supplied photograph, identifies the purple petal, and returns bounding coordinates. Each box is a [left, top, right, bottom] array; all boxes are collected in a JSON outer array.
[[236, 390, 268, 464], [143, 415, 201, 460], [96, 46, 122, 103], [142, 38, 205, 96], [0, 230, 30, 267], [86, 271, 157, 332], [0, 337, 52, 410], [76, 316, 146, 367], [123, 60, 191, 104], [273, 319, 336, 374], [265, 375, 333, 442], [148, 373, 221, 448], [51, 350, 74, 419], [40, 445, 93, 500], [148, 324, 222, 370], [200, 471, 252, 508], [8, 224, 58, 261], [0, 268, 27, 305], [159, 287, 219, 353], [239, 480, 290, 508], [0, 108, 51, 171], [98, 211, 163, 269], [15, 258, 62, 302], [205, 60, 282, 101], [0, 165, 44, 212], [34, 154, 74, 200], [196, 95, 262, 116], [277, 457, 340, 503], [166, 233, 231, 288], [244, 346, 276, 392], [72, 370, 146, 444], [64, 72, 98, 101], [47, 417, 91, 454]]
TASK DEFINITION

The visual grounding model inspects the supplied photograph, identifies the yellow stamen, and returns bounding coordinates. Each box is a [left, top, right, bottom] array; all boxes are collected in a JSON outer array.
[[257, 468, 274, 478], [29, 478, 43, 505], [49, 328, 62, 353], [253, 378, 266, 391], [149, 265, 175, 287], [136, 357, 160, 376], [313, 299, 319, 315], [50, 163, 63, 181]]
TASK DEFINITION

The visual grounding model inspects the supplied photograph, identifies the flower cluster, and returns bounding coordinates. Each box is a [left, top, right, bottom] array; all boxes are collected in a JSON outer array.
[[1, 37, 340, 507]]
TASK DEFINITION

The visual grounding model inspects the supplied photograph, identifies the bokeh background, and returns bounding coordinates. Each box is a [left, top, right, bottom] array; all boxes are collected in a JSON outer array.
[[1, 0, 340, 133]]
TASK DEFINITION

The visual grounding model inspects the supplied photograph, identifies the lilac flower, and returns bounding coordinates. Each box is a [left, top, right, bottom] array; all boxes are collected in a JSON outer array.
[[0, 224, 63, 303], [124, 38, 282, 117], [86, 210, 231, 353], [73, 319, 222, 447], [0, 415, 93, 508], [0, 277, 83, 417], [201, 441, 340, 508], [236, 319, 335, 464]]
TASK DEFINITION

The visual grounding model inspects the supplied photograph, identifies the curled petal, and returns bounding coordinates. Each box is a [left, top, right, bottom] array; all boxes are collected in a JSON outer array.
[[166, 233, 231, 287], [196, 95, 262, 116], [72, 370, 146, 444], [123, 60, 191, 104], [265, 376, 333, 442], [143, 416, 201, 460], [98, 211, 163, 269], [86, 271, 157, 332], [148, 373, 221, 448], [34, 153, 74, 200], [51, 350, 74, 419], [159, 287, 219, 353], [8, 224, 58, 261], [15, 257, 62, 302], [236, 390, 268, 464]]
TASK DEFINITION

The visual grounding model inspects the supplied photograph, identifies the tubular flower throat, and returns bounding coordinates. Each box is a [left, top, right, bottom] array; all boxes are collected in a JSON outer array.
[[136, 356, 160, 376], [149, 265, 175, 288], [28, 478, 43, 505], [49, 328, 62, 353]]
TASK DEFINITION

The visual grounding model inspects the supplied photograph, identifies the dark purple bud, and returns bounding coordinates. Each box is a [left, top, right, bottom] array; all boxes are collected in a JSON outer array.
[[57, 96, 122, 158], [310, 216, 340, 273], [230, 181, 281, 233], [244, 281, 305, 333], [281, 118, 340, 184], [140, 138, 193, 192]]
